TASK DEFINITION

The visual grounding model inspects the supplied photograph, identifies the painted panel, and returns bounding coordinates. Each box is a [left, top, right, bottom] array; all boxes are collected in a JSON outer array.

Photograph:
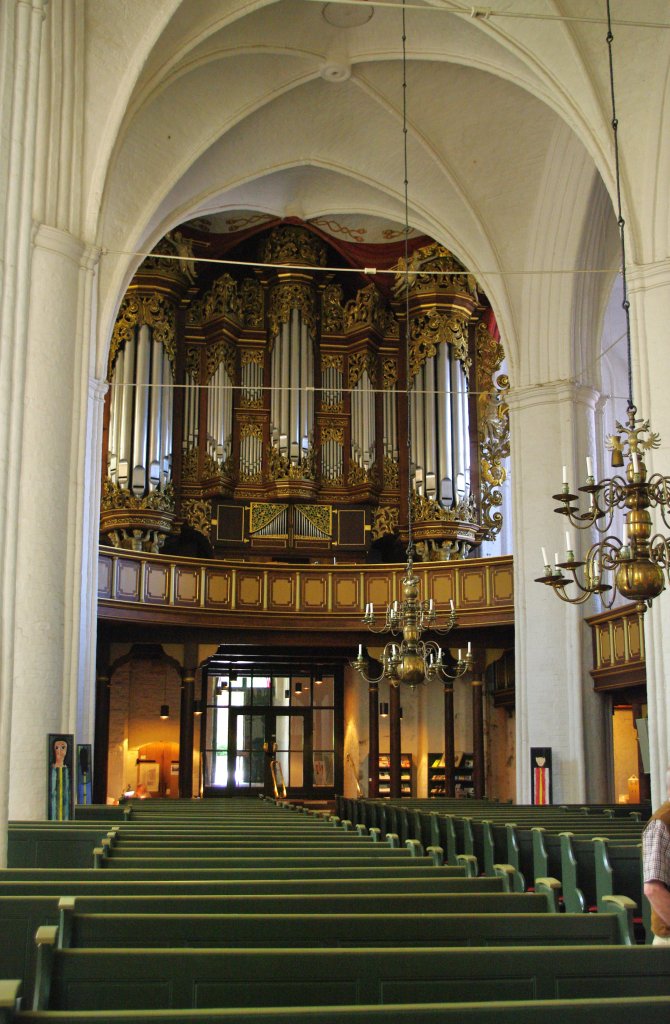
[[98, 556, 112, 597], [174, 568, 199, 606], [367, 574, 394, 609], [333, 575, 360, 610], [613, 621, 626, 662], [238, 573, 263, 608], [430, 573, 455, 607], [116, 560, 140, 601], [269, 573, 295, 609], [461, 569, 486, 605], [490, 565, 513, 603], [302, 576, 327, 609], [206, 571, 232, 607], [628, 617, 641, 659], [598, 625, 612, 667], [144, 564, 169, 604]]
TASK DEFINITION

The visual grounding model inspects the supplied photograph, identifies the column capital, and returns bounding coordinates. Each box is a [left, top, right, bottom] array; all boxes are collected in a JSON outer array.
[[507, 380, 597, 414], [627, 258, 670, 295]]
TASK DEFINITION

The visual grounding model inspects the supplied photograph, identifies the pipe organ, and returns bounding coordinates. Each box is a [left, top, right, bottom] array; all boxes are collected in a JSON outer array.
[[101, 225, 509, 560]]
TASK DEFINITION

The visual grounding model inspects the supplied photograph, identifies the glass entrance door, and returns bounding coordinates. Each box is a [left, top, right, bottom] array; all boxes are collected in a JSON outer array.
[[228, 710, 308, 794]]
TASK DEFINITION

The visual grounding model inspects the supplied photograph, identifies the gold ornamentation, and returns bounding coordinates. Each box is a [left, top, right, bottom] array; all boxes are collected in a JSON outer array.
[[250, 502, 288, 535], [267, 443, 317, 481], [382, 358, 398, 389], [241, 349, 265, 366], [101, 478, 175, 513], [295, 503, 332, 537], [182, 498, 212, 537], [383, 456, 399, 488], [181, 446, 199, 483], [372, 504, 399, 540], [267, 280, 317, 340], [348, 462, 379, 487], [109, 293, 176, 377], [186, 273, 241, 326], [310, 217, 367, 243], [344, 283, 388, 335], [321, 353, 343, 372], [394, 243, 479, 300], [185, 346, 201, 382], [240, 471, 263, 484], [322, 283, 345, 332], [321, 425, 344, 444], [411, 490, 478, 525], [241, 423, 263, 440], [240, 278, 264, 327], [205, 339, 236, 384], [476, 321, 510, 540], [348, 350, 378, 388], [225, 213, 272, 232], [259, 226, 327, 267], [140, 232, 196, 283], [409, 308, 471, 378]]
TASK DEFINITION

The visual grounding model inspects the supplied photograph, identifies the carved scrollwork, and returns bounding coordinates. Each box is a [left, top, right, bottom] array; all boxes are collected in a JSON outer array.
[[321, 425, 344, 444], [140, 232, 197, 284], [411, 490, 478, 525], [409, 308, 471, 379], [182, 498, 212, 537], [343, 283, 388, 335], [259, 225, 327, 267], [295, 503, 332, 538], [186, 273, 241, 326], [109, 293, 176, 378], [267, 281, 317, 341], [371, 504, 399, 541], [205, 339, 236, 384], [348, 351, 378, 388], [101, 478, 175, 513], [240, 423, 263, 441], [240, 278, 264, 327], [250, 502, 288, 535], [185, 346, 201, 383], [322, 282, 345, 332], [393, 243, 479, 300], [267, 443, 317, 481], [383, 456, 399, 488], [476, 321, 510, 540], [181, 446, 199, 483], [321, 353, 343, 372]]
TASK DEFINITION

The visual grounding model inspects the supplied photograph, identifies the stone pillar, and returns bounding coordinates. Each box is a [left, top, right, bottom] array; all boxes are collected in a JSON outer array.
[[368, 679, 380, 798], [508, 382, 595, 804], [471, 651, 486, 799], [628, 260, 670, 806]]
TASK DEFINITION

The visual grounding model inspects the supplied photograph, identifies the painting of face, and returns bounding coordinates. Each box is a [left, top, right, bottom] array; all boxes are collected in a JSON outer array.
[[47, 733, 74, 820], [53, 739, 68, 766]]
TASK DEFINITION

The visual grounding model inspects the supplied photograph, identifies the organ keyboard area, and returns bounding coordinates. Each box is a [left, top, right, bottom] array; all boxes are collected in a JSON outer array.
[[101, 223, 509, 562]]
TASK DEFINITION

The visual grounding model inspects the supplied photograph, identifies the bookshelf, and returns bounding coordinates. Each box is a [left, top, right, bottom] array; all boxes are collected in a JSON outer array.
[[428, 751, 474, 797], [378, 753, 414, 797]]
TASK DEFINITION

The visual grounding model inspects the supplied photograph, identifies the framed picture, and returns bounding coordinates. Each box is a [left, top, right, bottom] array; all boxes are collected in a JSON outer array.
[[47, 733, 74, 820], [531, 746, 552, 805], [76, 743, 93, 805]]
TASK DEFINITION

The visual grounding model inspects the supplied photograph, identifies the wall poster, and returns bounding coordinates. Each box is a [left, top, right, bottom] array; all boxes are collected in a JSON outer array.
[[531, 746, 552, 805], [47, 733, 74, 820]]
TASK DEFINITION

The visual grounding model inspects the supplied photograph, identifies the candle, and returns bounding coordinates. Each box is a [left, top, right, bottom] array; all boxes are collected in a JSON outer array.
[[586, 456, 593, 478], [541, 546, 549, 567], [565, 531, 571, 552], [594, 557, 600, 578], [554, 553, 560, 570], [458, 649, 462, 661], [450, 599, 454, 612], [562, 465, 568, 485], [467, 641, 472, 655], [429, 598, 434, 612], [358, 644, 363, 658], [622, 522, 629, 545]]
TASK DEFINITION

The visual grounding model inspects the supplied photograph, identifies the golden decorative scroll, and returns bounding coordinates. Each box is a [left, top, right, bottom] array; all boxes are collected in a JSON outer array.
[[310, 217, 367, 243], [185, 346, 201, 383], [267, 280, 317, 340], [476, 320, 510, 540], [348, 350, 378, 388], [182, 498, 212, 537], [205, 338, 236, 384], [101, 479, 175, 513], [186, 273, 241, 326], [140, 232, 197, 284], [383, 456, 399, 488], [109, 293, 176, 378], [267, 443, 317, 481], [250, 502, 289, 535], [343, 283, 387, 334], [240, 423, 263, 440], [371, 504, 399, 540], [241, 349, 265, 366], [321, 425, 344, 444], [321, 353, 343, 372], [259, 225, 327, 267], [181, 446, 199, 483], [409, 308, 471, 378], [240, 278, 264, 327], [382, 358, 398, 389], [348, 462, 379, 487], [393, 243, 479, 300], [295, 503, 332, 537], [240, 397, 264, 409], [322, 282, 345, 332], [411, 490, 479, 524]]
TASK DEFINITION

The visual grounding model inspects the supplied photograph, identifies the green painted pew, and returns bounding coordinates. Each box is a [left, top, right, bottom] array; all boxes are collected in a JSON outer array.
[[31, 943, 670, 1011]]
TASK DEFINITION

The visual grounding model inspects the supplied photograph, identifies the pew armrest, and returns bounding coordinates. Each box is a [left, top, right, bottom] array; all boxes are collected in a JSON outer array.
[[0, 979, 22, 1024], [601, 893, 637, 945], [493, 863, 515, 893], [456, 854, 478, 878], [386, 832, 400, 848], [57, 896, 76, 949], [405, 839, 424, 858], [534, 876, 561, 912], [426, 845, 444, 867], [368, 827, 382, 843], [33, 926, 58, 1011]]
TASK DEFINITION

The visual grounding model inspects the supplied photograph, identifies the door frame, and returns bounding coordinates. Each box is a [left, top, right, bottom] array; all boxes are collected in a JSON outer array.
[[226, 707, 311, 796]]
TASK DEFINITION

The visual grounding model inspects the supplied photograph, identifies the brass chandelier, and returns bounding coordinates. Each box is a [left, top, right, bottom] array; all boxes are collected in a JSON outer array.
[[537, 0, 670, 614], [353, 0, 472, 689]]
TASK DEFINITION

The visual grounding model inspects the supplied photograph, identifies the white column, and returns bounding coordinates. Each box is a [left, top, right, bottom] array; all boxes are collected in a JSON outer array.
[[508, 381, 594, 804], [8, 226, 101, 820], [628, 259, 670, 807], [0, 0, 49, 858]]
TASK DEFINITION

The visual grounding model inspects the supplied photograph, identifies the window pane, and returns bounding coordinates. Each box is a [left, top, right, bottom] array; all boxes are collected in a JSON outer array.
[[292, 677, 310, 706], [273, 676, 290, 707], [312, 709, 334, 750], [313, 674, 334, 706], [275, 715, 290, 751], [313, 750, 334, 787], [289, 716, 304, 749], [289, 750, 303, 787], [252, 675, 271, 706]]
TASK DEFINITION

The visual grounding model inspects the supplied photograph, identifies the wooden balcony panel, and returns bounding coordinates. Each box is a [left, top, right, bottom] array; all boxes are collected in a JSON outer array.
[[587, 603, 646, 692]]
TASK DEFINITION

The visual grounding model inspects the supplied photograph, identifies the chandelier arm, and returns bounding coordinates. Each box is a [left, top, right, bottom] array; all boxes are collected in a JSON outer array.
[[350, 658, 388, 686], [650, 535, 670, 578]]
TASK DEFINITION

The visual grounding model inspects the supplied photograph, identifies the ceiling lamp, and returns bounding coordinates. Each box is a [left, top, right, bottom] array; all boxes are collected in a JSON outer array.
[[352, 0, 472, 689], [536, 0, 669, 613]]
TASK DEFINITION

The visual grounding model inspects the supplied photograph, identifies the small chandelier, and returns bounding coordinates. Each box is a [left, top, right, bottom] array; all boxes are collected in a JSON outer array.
[[537, 0, 669, 614], [353, 0, 472, 689]]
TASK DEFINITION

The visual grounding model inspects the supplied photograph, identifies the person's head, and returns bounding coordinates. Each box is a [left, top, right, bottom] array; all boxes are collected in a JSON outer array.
[[53, 738, 67, 766]]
